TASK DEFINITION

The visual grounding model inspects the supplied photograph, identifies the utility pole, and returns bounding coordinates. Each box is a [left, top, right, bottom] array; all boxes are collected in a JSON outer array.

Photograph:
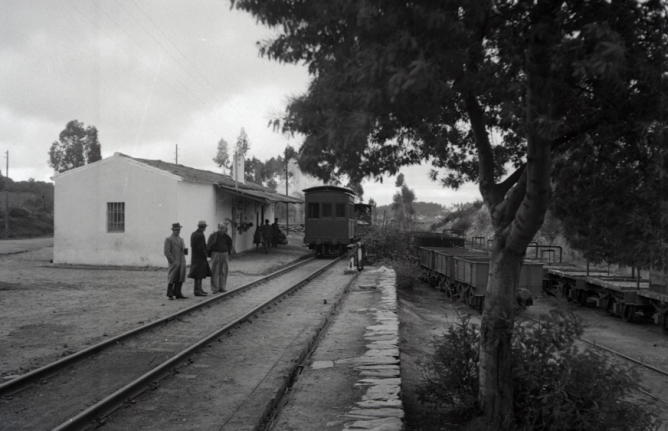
[[285, 147, 289, 237], [5, 151, 8, 239], [175, 145, 179, 164]]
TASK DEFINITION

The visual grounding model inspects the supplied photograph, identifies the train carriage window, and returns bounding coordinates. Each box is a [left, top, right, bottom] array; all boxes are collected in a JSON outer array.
[[307, 203, 320, 218], [335, 203, 345, 218], [322, 203, 332, 218]]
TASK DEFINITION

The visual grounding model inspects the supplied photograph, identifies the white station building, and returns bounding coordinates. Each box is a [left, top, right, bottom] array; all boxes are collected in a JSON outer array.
[[52, 152, 302, 267]]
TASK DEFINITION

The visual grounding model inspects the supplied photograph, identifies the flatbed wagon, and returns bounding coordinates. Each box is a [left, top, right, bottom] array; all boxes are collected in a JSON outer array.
[[543, 265, 668, 333]]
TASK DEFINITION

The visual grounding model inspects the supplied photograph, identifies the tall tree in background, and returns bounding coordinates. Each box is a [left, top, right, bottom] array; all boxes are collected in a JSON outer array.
[[391, 175, 416, 231], [213, 138, 231, 174], [48, 120, 102, 173], [232, 0, 667, 425], [235, 128, 251, 158]]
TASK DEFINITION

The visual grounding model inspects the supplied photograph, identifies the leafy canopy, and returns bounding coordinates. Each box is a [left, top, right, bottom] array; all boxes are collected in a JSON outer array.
[[48, 120, 102, 173]]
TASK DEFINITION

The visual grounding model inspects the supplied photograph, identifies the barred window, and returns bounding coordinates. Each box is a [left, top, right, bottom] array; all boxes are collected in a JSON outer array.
[[107, 202, 125, 233]]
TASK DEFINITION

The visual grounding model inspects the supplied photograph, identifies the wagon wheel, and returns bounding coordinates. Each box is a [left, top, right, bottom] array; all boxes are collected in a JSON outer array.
[[476, 296, 485, 313], [452, 282, 462, 299], [436, 277, 444, 292], [662, 312, 668, 335], [464, 287, 473, 306], [602, 295, 616, 315], [559, 282, 571, 301], [575, 290, 588, 307], [621, 304, 636, 323], [642, 307, 655, 319]]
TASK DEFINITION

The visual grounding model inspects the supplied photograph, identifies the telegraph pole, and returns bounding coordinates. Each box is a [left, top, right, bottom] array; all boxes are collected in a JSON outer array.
[[5, 151, 8, 239], [175, 145, 179, 164], [285, 147, 289, 236]]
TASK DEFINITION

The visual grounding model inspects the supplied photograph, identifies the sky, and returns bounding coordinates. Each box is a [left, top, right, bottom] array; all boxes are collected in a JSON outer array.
[[0, 0, 480, 207]]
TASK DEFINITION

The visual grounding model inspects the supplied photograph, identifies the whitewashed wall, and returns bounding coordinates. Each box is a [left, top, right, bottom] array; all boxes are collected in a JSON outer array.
[[54, 154, 278, 267], [54, 156, 179, 267]]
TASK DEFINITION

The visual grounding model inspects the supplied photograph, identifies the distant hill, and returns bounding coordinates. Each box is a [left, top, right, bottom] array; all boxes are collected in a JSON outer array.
[[0, 177, 54, 239], [376, 201, 446, 218]]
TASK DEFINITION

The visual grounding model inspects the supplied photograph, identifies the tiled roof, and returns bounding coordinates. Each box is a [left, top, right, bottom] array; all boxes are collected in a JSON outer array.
[[119, 153, 272, 193], [117, 153, 303, 204]]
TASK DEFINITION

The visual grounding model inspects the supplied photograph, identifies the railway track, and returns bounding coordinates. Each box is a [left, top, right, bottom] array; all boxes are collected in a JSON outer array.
[[526, 310, 668, 409], [0, 256, 349, 430]]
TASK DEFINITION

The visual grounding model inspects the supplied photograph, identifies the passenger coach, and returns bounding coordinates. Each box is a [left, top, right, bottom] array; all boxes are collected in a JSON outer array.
[[303, 185, 363, 256]]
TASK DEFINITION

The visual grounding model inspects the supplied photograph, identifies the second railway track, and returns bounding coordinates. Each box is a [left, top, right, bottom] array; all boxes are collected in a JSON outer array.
[[0, 256, 352, 431]]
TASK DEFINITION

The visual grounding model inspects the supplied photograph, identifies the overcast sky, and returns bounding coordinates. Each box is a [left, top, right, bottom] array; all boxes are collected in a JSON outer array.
[[0, 0, 479, 207]]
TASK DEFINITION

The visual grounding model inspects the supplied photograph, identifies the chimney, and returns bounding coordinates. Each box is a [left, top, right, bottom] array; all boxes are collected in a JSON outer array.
[[232, 152, 245, 185]]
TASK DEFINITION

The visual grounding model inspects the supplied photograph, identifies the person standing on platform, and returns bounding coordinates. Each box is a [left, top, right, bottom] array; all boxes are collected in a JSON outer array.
[[188, 220, 211, 296], [271, 218, 280, 248], [207, 223, 237, 294], [164, 223, 187, 300], [261, 219, 273, 254]]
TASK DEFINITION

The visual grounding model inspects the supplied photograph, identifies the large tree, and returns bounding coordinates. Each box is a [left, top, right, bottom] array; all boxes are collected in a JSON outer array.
[[48, 120, 102, 173], [232, 0, 667, 425], [213, 137, 231, 174]]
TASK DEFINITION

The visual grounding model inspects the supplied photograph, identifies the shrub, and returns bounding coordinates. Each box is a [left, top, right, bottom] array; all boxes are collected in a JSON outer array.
[[361, 225, 421, 289], [362, 225, 411, 261], [393, 259, 422, 290], [418, 309, 662, 431]]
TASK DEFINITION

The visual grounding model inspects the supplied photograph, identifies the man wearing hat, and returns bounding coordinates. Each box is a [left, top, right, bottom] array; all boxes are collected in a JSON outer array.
[[207, 222, 238, 294], [164, 223, 187, 300], [188, 220, 212, 296]]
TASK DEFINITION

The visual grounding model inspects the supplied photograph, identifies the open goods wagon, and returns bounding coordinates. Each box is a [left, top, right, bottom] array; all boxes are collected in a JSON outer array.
[[417, 245, 543, 312]]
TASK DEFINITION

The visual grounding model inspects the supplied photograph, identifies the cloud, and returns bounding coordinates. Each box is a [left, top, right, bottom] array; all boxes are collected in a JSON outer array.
[[0, 0, 480, 209]]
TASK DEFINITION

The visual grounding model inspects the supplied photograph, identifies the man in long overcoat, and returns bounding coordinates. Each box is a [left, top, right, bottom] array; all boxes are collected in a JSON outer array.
[[261, 219, 273, 254], [188, 220, 212, 296], [271, 218, 280, 248], [164, 222, 187, 299]]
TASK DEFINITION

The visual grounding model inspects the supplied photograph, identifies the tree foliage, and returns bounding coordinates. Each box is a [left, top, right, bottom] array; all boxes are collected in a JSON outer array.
[[213, 138, 231, 173], [244, 153, 294, 191], [231, 0, 667, 425], [48, 120, 102, 173], [552, 128, 668, 269], [235, 128, 251, 158], [391, 179, 416, 232]]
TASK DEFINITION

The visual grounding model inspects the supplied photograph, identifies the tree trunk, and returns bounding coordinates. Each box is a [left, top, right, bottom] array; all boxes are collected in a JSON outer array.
[[479, 238, 523, 427], [476, 2, 557, 425]]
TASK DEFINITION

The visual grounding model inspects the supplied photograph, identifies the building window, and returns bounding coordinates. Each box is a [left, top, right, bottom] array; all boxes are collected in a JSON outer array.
[[107, 202, 125, 233], [335, 203, 346, 218], [307, 202, 320, 218], [322, 203, 332, 218]]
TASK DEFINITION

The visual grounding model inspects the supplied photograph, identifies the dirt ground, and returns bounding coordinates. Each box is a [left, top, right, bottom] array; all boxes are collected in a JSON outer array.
[[3, 239, 668, 430], [398, 281, 668, 430], [0, 235, 312, 379]]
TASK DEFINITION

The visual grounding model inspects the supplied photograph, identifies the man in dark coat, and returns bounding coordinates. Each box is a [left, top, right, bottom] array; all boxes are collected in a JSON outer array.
[[271, 218, 280, 248], [261, 219, 272, 254], [207, 223, 237, 294], [188, 220, 212, 296], [164, 222, 187, 300]]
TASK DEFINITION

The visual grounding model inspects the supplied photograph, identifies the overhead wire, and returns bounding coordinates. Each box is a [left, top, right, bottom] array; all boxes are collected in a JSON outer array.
[[61, 0, 203, 112], [125, 0, 233, 107], [88, 0, 214, 111]]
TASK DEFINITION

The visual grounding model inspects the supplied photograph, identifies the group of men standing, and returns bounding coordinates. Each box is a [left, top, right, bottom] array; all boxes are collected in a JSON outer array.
[[255, 218, 282, 254], [163, 220, 237, 300]]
